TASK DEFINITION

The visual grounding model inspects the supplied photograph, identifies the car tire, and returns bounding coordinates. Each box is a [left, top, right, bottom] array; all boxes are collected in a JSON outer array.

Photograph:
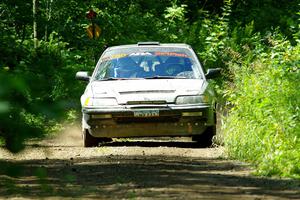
[[192, 125, 216, 147], [83, 129, 99, 147]]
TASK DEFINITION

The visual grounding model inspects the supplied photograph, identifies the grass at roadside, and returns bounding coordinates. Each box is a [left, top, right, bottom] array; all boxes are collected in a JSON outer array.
[[222, 35, 300, 178]]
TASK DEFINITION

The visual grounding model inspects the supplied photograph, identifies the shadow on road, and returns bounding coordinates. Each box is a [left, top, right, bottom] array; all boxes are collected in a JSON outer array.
[[25, 138, 213, 149], [1, 155, 299, 199], [102, 139, 210, 149]]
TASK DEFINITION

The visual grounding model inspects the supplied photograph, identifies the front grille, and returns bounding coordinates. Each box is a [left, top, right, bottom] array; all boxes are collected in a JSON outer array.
[[126, 100, 167, 105], [115, 116, 180, 123], [112, 110, 180, 123]]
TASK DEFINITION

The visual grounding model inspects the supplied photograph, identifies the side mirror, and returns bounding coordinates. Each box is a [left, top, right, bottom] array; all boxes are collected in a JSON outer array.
[[205, 68, 221, 79], [76, 71, 90, 81]]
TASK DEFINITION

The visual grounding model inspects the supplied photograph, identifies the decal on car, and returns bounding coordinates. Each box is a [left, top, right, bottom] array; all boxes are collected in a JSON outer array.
[[154, 52, 189, 58], [129, 52, 152, 56], [101, 51, 189, 62], [101, 53, 128, 61]]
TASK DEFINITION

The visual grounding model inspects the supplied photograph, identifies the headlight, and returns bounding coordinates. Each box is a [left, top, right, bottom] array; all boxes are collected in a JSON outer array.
[[84, 97, 118, 107], [175, 95, 208, 105]]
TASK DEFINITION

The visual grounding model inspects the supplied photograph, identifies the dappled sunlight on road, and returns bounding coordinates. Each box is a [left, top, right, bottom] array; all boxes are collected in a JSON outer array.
[[0, 125, 299, 199]]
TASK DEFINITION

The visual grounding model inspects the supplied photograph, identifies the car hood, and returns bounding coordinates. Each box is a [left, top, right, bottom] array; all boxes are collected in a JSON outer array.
[[89, 79, 207, 104]]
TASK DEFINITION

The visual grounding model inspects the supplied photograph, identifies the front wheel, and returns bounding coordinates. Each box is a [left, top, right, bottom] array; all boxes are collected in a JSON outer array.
[[83, 129, 99, 147], [192, 126, 216, 147]]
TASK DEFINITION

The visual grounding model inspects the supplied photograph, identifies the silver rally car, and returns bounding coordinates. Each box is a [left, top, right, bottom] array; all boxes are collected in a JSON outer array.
[[76, 42, 221, 147]]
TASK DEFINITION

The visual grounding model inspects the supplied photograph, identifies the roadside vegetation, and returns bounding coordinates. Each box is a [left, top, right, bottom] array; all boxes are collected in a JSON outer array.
[[223, 36, 300, 178], [0, 0, 299, 178]]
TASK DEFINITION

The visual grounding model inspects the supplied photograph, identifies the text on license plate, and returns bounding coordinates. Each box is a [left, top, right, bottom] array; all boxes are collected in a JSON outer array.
[[133, 110, 159, 118]]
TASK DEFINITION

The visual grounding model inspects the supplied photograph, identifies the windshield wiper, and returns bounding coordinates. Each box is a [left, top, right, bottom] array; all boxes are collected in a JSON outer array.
[[145, 76, 187, 79], [99, 77, 145, 81], [99, 77, 126, 81]]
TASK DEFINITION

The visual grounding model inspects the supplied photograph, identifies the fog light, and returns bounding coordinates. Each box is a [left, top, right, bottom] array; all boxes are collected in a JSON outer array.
[[182, 112, 202, 117], [91, 114, 112, 119]]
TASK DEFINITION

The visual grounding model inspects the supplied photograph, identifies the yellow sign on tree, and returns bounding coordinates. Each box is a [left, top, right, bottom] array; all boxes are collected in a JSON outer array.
[[86, 24, 101, 39]]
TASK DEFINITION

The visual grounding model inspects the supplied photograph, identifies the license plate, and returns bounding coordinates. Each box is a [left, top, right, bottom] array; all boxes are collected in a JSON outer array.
[[133, 110, 159, 118]]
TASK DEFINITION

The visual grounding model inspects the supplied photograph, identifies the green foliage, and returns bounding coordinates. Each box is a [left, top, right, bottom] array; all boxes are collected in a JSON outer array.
[[0, 32, 83, 152], [222, 35, 300, 178], [229, 0, 299, 40], [0, 41, 67, 152], [164, 3, 187, 41], [199, 0, 232, 69]]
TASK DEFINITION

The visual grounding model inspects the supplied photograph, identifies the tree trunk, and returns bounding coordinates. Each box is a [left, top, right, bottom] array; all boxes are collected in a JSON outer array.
[[45, 0, 53, 41], [33, 0, 38, 48]]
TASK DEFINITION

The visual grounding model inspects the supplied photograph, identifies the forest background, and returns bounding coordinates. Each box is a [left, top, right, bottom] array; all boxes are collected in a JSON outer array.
[[0, 0, 299, 178]]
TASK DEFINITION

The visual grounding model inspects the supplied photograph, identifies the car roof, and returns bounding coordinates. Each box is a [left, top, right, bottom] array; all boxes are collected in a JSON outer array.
[[105, 42, 192, 51]]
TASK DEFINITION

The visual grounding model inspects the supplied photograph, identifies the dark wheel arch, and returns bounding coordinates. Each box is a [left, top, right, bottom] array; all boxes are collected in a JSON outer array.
[[192, 125, 216, 147], [83, 129, 99, 147]]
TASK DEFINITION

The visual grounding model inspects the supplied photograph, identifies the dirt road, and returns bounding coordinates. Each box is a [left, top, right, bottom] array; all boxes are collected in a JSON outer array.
[[0, 124, 299, 199]]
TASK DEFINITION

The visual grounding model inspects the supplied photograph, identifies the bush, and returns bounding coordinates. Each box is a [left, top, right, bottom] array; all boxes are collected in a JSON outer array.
[[0, 35, 87, 152], [222, 35, 300, 178]]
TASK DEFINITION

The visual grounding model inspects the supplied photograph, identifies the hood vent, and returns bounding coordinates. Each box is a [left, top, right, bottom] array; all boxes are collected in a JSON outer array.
[[119, 90, 175, 95], [126, 100, 167, 105]]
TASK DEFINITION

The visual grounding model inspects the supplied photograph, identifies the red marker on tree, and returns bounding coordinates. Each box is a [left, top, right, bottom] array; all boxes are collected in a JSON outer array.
[[86, 9, 97, 20], [85, 9, 100, 39]]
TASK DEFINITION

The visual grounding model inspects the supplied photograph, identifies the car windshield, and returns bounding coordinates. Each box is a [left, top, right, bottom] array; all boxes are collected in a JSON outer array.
[[93, 47, 203, 80]]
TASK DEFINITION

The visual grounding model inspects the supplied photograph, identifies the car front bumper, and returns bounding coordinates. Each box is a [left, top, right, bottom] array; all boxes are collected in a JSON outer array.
[[82, 104, 215, 138]]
